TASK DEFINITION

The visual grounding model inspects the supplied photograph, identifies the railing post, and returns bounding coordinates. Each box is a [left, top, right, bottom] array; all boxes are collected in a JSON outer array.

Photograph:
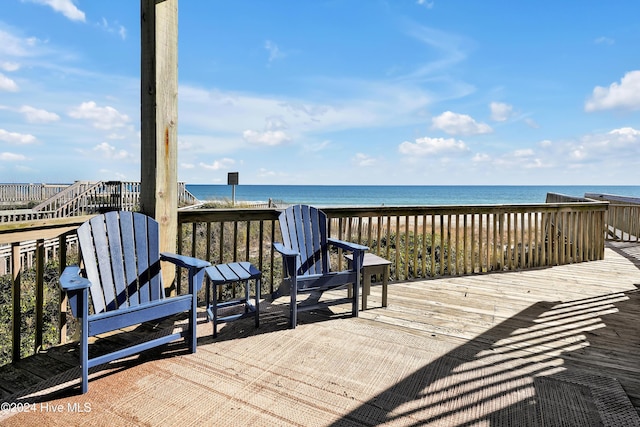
[[59, 234, 68, 344], [11, 243, 21, 363], [35, 239, 45, 352]]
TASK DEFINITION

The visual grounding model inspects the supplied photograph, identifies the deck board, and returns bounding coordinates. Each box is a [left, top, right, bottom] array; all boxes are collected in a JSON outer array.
[[1, 241, 640, 425], [357, 241, 640, 411]]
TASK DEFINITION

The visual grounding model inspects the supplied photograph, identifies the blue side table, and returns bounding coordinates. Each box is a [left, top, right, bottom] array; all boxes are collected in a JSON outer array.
[[204, 262, 261, 338]]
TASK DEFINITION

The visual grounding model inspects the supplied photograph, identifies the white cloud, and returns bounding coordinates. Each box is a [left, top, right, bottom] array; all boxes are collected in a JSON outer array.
[[570, 146, 587, 161], [0, 73, 19, 92], [416, 0, 435, 8], [19, 105, 60, 123], [472, 153, 490, 162], [93, 142, 132, 160], [26, 0, 86, 22], [242, 129, 292, 146], [539, 139, 552, 147], [513, 149, 535, 157], [0, 129, 37, 144], [199, 158, 235, 170], [179, 81, 432, 142], [489, 102, 513, 122], [401, 24, 470, 84], [585, 70, 640, 112], [0, 29, 40, 57], [353, 153, 377, 167], [257, 168, 277, 177], [525, 118, 540, 129], [0, 62, 20, 72], [98, 18, 127, 40], [264, 40, 284, 63], [594, 36, 614, 45], [303, 140, 331, 153], [431, 111, 492, 136], [69, 101, 130, 130], [608, 127, 640, 142], [492, 149, 548, 169], [0, 152, 27, 161], [558, 126, 640, 166], [398, 136, 468, 156]]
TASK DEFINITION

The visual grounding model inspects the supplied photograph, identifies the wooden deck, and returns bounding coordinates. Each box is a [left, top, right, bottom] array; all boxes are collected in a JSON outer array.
[[1, 241, 640, 425]]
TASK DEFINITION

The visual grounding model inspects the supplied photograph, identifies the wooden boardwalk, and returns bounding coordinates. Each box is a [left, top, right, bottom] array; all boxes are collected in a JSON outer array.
[[1, 241, 640, 425]]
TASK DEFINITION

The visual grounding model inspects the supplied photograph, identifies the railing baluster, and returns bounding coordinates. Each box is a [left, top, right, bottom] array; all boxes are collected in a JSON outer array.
[[395, 216, 401, 280], [422, 214, 427, 278]]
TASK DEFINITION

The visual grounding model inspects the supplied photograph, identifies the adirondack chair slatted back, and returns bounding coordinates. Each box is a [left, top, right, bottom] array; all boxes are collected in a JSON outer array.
[[77, 211, 164, 314], [279, 205, 330, 276]]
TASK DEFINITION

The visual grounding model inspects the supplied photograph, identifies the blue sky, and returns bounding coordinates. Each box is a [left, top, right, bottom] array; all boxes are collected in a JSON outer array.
[[1, 0, 639, 185]]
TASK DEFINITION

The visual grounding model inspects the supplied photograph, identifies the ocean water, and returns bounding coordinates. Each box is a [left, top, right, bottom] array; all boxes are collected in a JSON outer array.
[[186, 185, 640, 207]]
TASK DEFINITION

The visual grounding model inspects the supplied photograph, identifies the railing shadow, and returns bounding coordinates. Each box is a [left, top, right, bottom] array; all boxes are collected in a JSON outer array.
[[324, 287, 640, 426], [606, 241, 640, 270]]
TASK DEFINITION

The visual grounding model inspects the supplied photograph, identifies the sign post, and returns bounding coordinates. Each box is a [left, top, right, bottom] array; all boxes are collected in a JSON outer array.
[[228, 172, 239, 206]]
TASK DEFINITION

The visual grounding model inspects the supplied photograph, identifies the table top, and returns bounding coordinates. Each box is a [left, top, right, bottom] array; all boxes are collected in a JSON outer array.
[[345, 253, 392, 267], [205, 262, 261, 284]]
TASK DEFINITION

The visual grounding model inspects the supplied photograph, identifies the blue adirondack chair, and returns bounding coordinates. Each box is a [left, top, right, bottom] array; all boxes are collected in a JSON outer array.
[[274, 205, 368, 328], [59, 211, 210, 394]]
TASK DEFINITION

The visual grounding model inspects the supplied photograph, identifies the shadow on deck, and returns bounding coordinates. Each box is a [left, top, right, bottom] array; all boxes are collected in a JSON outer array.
[[1, 242, 640, 426]]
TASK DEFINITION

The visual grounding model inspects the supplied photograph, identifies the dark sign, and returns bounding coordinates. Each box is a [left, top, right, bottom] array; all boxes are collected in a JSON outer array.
[[227, 172, 239, 186]]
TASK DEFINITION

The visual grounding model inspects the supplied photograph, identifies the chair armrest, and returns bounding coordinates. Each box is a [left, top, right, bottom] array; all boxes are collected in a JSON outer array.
[[60, 265, 91, 292], [160, 252, 211, 270], [328, 238, 369, 253], [60, 265, 91, 319], [161, 253, 210, 294], [273, 242, 299, 258]]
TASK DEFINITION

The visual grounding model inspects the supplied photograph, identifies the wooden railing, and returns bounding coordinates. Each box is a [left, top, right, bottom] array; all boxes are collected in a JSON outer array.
[[0, 199, 609, 366], [177, 202, 608, 293], [31, 181, 104, 216], [0, 183, 69, 206], [0, 216, 90, 364], [586, 193, 640, 242], [1, 181, 200, 222], [0, 236, 78, 276]]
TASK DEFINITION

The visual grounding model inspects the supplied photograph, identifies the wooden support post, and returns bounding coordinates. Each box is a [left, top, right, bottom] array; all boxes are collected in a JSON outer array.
[[141, 0, 179, 292]]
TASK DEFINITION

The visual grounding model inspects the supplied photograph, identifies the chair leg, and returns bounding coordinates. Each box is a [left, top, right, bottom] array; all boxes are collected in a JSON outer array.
[[290, 288, 297, 329], [189, 269, 201, 350], [352, 253, 361, 318], [189, 301, 197, 353], [255, 279, 260, 329], [80, 288, 89, 394], [213, 280, 219, 338]]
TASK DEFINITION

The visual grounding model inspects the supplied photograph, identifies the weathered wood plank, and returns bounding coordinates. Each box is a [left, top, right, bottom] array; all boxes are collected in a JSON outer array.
[[140, 0, 179, 288], [360, 242, 640, 408]]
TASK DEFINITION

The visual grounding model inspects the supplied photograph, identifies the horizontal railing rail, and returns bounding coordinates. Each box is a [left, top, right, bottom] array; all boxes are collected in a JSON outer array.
[[0, 198, 609, 367], [0, 210, 57, 223]]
